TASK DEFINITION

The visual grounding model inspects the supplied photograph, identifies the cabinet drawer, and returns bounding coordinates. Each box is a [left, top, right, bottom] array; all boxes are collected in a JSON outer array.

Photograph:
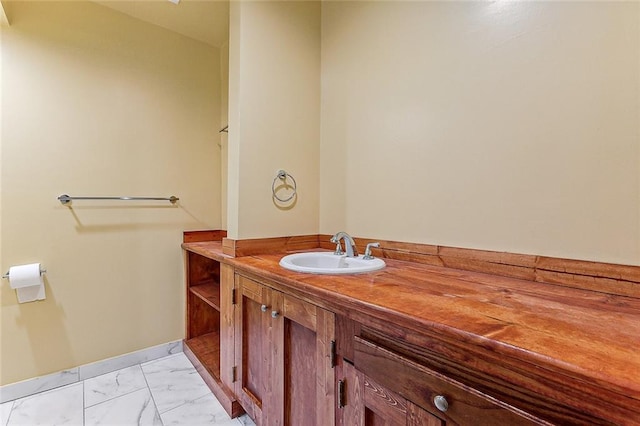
[[354, 336, 547, 426]]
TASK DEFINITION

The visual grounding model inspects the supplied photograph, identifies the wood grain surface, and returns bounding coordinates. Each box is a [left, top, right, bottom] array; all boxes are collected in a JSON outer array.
[[182, 239, 640, 424], [183, 230, 226, 243], [223, 235, 319, 257]]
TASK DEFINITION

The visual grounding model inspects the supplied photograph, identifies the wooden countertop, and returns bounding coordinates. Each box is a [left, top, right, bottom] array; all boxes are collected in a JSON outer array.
[[183, 241, 640, 422]]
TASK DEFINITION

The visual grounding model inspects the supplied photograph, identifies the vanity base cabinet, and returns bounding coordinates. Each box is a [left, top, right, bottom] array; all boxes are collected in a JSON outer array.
[[234, 274, 335, 426]]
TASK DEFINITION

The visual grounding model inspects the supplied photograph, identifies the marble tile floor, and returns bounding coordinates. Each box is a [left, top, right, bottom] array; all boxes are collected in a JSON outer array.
[[0, 353, 256, 426]]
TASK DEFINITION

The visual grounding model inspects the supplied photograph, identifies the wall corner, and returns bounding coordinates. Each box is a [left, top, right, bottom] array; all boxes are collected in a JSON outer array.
[[0, 1, 11, 26]]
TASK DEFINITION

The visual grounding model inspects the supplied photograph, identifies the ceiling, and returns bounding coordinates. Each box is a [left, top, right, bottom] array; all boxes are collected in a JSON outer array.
[[93, 0, 229, 48]]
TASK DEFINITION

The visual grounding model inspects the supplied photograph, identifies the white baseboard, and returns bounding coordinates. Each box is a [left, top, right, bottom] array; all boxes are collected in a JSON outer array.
[[0, 340, 183, 404]]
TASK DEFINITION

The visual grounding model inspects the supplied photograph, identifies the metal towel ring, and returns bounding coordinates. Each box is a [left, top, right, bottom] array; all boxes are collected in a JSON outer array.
[[272, 170, 297, 203]]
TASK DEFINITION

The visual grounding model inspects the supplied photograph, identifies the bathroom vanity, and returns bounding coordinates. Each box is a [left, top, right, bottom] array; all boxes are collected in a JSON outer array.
[[182, 233, 640, 426]]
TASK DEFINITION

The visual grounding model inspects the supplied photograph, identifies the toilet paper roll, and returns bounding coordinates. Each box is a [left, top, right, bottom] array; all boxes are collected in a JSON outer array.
[[9, 263, 45, 303]]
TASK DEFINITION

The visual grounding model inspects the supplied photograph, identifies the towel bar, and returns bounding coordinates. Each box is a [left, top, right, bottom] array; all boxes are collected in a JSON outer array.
[[57, 194, 179, 205]]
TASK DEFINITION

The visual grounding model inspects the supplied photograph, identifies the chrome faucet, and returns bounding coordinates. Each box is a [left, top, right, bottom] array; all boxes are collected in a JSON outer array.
[[330, 232, 358, 258]]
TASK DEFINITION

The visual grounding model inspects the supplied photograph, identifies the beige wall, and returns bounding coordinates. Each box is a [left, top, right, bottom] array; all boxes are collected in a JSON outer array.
[[4, 0, 637, 385], [220, 41, 229, 231], [227, 1, 320, 240], [321, 1, 640, 265], [1, 1, 221, 384]]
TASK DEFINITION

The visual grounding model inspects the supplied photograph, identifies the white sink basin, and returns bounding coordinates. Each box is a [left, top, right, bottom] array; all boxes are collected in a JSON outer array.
[[279, 252, 385, 275]]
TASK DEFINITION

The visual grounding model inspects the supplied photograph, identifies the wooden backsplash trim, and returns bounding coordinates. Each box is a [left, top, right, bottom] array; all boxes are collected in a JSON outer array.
[[222, 235, 319, 257], [319, 234, 640, 298], [219, 233, 639, 297], [183, 230, 227, 243]]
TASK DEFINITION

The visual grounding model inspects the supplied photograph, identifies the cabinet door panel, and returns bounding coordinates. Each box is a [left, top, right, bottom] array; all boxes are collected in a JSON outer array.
[[243, 297, 266, 398], [285, 319, 318, 425], [235, 275, 271, 425], [276, 294, 335, 426]]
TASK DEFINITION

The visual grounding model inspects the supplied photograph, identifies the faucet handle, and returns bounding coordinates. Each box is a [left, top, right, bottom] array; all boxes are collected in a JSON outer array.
[[330, 236, 344, 255], [363, 242, 380, 260]]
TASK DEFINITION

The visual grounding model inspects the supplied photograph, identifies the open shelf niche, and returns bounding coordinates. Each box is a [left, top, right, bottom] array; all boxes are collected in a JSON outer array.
[[183, 248, 243, 417], [185, 250, 221, 378]]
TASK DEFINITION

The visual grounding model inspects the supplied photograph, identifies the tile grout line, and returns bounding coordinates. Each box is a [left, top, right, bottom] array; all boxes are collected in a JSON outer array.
[[83, 366, 148, 410], [158, 392, 213, 418], [5, 400, 14, 426], [142, 353, 212, 417], [139, 359, 164, 425], [82, 381, 85, 426], [85, 386, 149, 409]]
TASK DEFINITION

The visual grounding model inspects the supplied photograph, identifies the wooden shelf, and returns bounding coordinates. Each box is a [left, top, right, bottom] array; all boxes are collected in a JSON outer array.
[[190, 282, 221, 311], [185, 331, 221, 380]]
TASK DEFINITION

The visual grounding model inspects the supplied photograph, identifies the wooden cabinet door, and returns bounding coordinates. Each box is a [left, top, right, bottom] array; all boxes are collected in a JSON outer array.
[[337, 360, 444, 426], [270, 293, 336, 426], [234, 275, 273, 426], [235, 275, 336, 426]]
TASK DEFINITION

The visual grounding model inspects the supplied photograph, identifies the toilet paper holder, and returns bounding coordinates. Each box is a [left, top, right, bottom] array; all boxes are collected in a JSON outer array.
[[2, 267, 47, 279]]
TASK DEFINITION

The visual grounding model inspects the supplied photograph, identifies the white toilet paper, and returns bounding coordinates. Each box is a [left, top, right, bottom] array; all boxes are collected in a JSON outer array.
[[9, 263, 45, 303]]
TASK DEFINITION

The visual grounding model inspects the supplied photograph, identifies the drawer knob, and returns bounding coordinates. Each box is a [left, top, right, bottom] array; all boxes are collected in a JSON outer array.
[[261, 304, 268, 312], [433, 395, 449, 412], [271, 310, 280, 319]]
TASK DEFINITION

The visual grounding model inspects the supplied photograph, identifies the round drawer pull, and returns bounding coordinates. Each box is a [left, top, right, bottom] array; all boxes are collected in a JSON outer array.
[[433, 395, 449, 412], [261, 304, 268, 312], [271, 310, 280, 319]]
